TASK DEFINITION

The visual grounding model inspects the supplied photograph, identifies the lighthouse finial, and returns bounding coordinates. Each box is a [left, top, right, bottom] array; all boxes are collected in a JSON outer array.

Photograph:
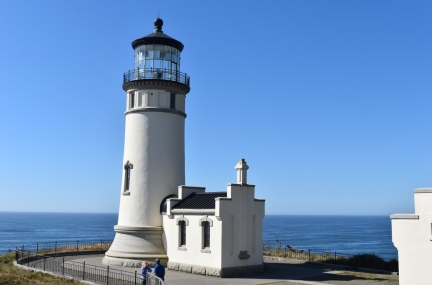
[[154, 17, 163, 33]]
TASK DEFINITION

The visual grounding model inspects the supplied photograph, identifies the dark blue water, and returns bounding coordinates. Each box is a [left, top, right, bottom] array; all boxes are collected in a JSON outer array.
[[0, 213, 397, 259], [0, 212, 116, 253], [263, 215, 396, 259]]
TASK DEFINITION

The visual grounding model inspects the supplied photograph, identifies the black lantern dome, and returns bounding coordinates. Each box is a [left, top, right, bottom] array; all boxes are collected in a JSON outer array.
[[123, 18, 190, 91], [131, 18, 184, 51]]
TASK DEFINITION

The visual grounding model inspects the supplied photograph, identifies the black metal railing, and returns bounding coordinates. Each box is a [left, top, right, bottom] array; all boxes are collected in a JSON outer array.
[[123, 68, 190, 86], [16, 252, 165, 285], [18, 254, 139, 285], [14, 239, 111, 254], [146, 271, 165, 285], [14, 240, 166, 285], [263, 244, 398, 272]]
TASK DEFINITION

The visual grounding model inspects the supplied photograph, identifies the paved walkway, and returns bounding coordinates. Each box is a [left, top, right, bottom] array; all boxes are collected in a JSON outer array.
[[61, 254, 398, 285]]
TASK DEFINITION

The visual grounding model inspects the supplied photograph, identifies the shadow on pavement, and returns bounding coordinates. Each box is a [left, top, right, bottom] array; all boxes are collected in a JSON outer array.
[[232, 262, 333, 281]]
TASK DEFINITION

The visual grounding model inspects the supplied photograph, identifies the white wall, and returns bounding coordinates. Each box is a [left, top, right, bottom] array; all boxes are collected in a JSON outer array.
[[163, 183, 265, 271], [126, 90, 185, 113], [391, 188, 432, 285], [163, 213, 222, 268], [117, 110, 185, 227], [216, 183, 265, 268]]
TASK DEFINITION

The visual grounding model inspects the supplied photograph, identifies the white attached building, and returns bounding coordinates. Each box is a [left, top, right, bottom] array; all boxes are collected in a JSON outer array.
[[391, 188, 432, 285], [103, 18, 266, 278], [163, 159, 265, 277]]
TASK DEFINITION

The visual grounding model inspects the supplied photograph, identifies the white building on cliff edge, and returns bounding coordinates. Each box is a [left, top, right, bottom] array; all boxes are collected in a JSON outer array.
[[391, 188, 432, 285], [102, 18, 265, 278]]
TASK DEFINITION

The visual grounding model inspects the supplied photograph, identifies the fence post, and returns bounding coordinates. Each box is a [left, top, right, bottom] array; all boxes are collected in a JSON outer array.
[[106, 266, 109, 285], [36, 243, 38, 254], [15, 248, 18, 262], [43, 256, 46, 271], [134, 271, 137, 285], [55, 241, 57, 253], [83, 261, 85, 280], [334, 252, 336, 260], [308, 249, 311, 262], [27, 251, 30, 267], [76, 240, 79, 251], [62, 258, 64, 275]]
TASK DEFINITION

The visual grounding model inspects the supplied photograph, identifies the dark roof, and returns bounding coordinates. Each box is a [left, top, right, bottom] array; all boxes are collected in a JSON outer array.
[[132, 18, 184, 51], [160, 194, 178, 213], [172, 192, 227, 210]]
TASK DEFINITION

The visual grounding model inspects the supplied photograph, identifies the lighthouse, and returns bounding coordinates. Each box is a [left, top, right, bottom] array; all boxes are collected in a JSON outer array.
[[103, 18, 190, 266]]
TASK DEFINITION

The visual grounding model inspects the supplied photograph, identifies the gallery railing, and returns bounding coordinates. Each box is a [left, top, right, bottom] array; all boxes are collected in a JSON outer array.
[[123, 68, 190, 86]]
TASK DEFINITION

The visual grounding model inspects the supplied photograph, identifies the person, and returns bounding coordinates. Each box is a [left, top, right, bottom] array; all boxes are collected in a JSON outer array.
[[140, 261, 152, 285], [153, 258, 165, 281]]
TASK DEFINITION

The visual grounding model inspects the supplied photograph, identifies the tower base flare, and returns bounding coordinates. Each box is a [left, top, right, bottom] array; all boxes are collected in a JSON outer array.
[[103, 225, 168, 267]]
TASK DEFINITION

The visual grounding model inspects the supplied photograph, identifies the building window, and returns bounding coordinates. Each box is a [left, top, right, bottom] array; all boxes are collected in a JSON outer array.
[[179, 221, 186, 246], [199, 216, 212, 253], [176, 216, 189, 250], [123, 161, 133, 194], [170, 93, 175, 109], [130, 92, 135, 109], [203, 221, 210, 248]]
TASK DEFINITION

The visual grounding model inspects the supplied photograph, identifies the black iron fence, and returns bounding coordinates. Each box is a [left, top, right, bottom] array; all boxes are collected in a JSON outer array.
[[14, 240, 165, 285], [11, 238, 397, 283], [123, 68, 190, 86], [263, 244, 398, 272], [15, 239, 111, 254]]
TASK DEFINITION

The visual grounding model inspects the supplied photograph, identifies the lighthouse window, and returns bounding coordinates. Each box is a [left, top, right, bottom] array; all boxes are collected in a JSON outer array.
[[134, 45, 180, 73], [123, 161, 133, 194], [125, 168, 131, 190], [170, 94, 175, 109], [130, 92, 135, 109]]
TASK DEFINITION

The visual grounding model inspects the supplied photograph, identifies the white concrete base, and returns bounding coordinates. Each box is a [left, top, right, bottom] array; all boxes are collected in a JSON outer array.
[[103, 225, 168, 267]]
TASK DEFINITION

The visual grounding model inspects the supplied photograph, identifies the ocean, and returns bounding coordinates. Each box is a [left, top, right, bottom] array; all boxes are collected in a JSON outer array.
[[0, 212, 397, 259]]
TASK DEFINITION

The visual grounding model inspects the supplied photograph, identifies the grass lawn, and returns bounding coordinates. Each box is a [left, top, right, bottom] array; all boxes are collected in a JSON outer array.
[[0, 253, 79, 285]]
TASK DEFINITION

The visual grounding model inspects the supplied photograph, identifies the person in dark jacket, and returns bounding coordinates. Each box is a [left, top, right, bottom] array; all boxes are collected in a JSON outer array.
[[153, 259, 165, 281], [141, 261, 152, 285]]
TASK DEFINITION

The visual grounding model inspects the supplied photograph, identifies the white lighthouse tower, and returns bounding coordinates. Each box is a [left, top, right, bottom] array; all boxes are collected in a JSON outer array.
[[103, 18, 190, 267]]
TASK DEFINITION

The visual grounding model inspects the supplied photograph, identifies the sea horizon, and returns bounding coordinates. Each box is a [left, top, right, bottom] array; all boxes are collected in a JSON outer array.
[[0, 211, 395, 216], [0, 212, 397, 259]]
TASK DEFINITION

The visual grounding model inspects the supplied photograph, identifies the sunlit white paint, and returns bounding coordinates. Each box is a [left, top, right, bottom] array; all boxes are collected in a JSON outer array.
[[391, 188, 432, 285]]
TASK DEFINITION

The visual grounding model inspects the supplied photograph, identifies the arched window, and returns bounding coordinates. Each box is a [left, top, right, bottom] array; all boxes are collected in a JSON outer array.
[[203, 221, 210, 248], [176, 216, 189, 250], [179, 221, 186, 246], [199, 216, 212, 252]]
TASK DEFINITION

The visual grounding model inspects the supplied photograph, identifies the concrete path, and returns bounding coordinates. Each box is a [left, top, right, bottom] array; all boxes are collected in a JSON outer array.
[[63, 254, 398, 285]]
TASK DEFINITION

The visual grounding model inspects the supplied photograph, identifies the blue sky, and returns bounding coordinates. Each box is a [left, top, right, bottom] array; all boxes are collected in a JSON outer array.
[[0, 1, 431, 215]]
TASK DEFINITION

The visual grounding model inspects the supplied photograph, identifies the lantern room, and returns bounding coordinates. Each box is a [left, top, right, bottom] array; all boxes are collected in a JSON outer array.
[[123, 18, 190, 88]]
